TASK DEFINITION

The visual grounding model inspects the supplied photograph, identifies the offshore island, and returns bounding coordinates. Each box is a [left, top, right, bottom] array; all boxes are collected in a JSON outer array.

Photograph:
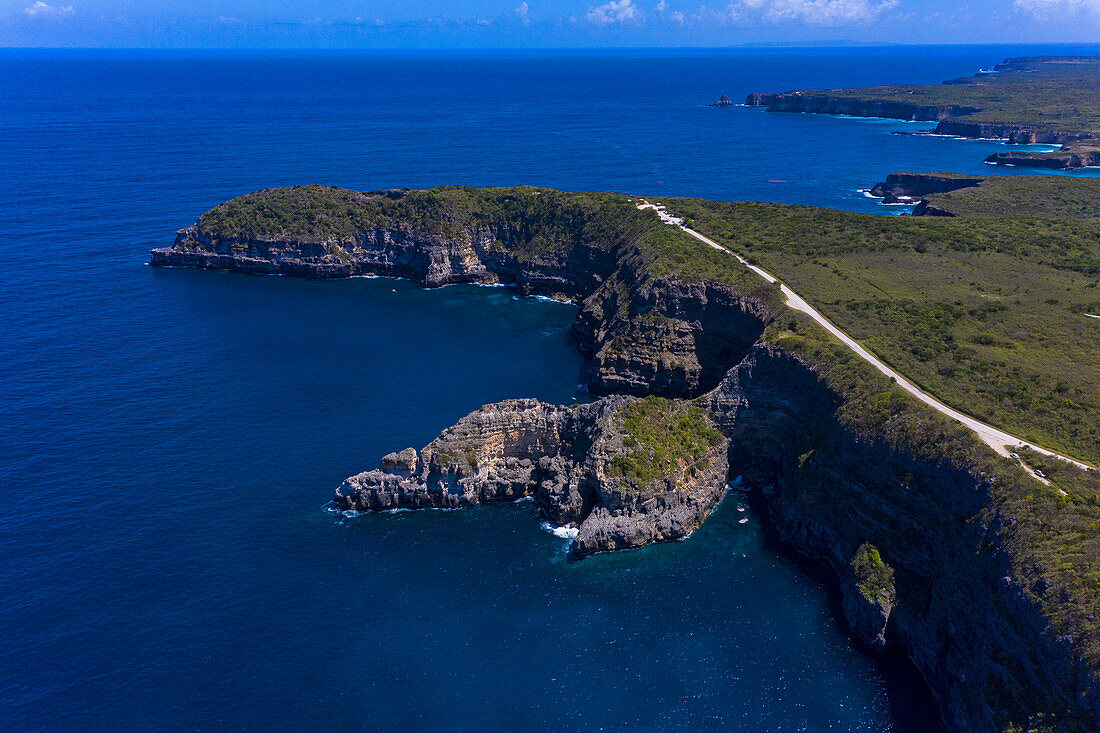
[[152, 58, 1100, 731]]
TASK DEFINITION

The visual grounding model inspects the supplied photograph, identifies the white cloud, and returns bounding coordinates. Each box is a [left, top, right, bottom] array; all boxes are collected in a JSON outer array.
[[1013, 0, 1099, 16], [655, 0, 686, 22], [691, 3, 742, 24], [742, 0, 898, 23], [23, 1, 74, 17], [514, 2, 531, 23], [586, 0, 640, 24]]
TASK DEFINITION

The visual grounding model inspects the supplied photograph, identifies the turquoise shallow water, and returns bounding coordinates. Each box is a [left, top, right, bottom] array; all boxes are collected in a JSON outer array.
[[4, 45, 1098, 730]]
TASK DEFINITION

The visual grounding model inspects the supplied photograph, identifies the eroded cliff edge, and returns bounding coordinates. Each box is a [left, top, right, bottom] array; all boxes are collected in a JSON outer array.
[[151, 185, 1100, 731]]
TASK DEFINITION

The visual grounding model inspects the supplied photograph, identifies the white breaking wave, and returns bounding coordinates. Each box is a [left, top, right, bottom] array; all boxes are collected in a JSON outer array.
[[529, 294, 571, 305], [540, 521, 579, 540]]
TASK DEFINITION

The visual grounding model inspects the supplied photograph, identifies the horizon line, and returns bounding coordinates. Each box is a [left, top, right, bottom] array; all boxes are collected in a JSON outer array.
[[3, 41, 1100, 52]]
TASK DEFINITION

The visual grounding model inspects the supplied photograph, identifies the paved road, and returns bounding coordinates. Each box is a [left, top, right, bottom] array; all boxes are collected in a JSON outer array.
[[637, 201, 1093, 474]]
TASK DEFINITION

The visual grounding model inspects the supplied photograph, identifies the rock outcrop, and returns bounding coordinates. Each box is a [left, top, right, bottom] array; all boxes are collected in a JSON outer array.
[[869, 172, 982, 205], [334, 396, 730, 559]]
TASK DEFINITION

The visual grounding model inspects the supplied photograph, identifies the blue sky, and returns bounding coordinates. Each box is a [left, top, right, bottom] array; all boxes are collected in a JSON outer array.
[[3, 0, 1099, 47]]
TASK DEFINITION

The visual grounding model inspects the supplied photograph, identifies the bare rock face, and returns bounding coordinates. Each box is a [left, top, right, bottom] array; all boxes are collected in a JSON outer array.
[[335, 396, 730, 559], [574, 270, 773, 398], [932, 119, 1093, 145], [869, 172, 982, 204]]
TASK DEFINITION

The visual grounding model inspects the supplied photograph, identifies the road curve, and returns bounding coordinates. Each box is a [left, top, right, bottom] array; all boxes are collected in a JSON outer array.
[[637, 201, 1093, 473]]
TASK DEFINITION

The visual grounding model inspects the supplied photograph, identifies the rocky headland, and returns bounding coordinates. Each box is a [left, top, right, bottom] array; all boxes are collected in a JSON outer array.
[[867, 171, 981, 211], [743, 56, 1100, 170], [152, 184, 1100, 731], [864, 170, 1100, 219], [743, 91, 978, 122], [335, 396, 729, 559]]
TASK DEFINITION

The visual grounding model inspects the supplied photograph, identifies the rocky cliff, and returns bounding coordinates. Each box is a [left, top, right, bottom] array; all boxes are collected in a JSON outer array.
[[152, 186, 1099, 731], [335, 396, 730, 559], [154, 220, 616, 300], [704, 341, 1098, 730]]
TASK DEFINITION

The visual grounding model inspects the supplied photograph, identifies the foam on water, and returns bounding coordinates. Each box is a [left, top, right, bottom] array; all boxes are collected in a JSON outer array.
[[540, 521, 580, 540]]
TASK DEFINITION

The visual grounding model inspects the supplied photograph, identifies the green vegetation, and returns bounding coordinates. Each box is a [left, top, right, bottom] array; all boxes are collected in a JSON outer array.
[[924, 175, 1100, 220], [850, 543, 896, 605], [791, 56, 1100, 132], [198, 185, 378, 241], [669, 194, 1100, 466], [1013, 449, 1100, 651], [610, 397, 725, 490], [762, 307, 1100, 675]]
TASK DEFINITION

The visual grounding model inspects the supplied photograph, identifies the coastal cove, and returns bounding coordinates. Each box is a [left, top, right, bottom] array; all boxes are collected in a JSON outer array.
[[155, 175, 1100, 729], [4, 46, 1099, 731], [1, 269, 938, 730]]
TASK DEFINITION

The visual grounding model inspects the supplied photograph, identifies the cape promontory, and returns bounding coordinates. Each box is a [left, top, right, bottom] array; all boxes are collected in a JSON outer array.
[[152, 182, 1100, 731], [743, 56, 1100, 169]]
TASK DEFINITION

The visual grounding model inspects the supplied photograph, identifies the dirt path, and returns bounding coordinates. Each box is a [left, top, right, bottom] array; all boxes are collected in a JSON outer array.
[[637, 201, 1093, 475]]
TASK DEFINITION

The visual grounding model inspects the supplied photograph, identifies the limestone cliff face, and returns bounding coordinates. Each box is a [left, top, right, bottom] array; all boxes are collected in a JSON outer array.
[[744, 92, 979, 121], [932, 119, 1093, 145], [742, 92, 1095, 147], [334, 397, 730, 559], [866, 173, 984, 216], [706, 344, 1098, 730], [154, 222, 616, 300], [741, 93, 1099, 170], [573, 262, 771, 397]]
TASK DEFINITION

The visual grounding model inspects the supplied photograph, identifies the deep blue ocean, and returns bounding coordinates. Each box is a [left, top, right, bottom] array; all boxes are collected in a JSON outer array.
[[3, 45, 1099, 731]]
